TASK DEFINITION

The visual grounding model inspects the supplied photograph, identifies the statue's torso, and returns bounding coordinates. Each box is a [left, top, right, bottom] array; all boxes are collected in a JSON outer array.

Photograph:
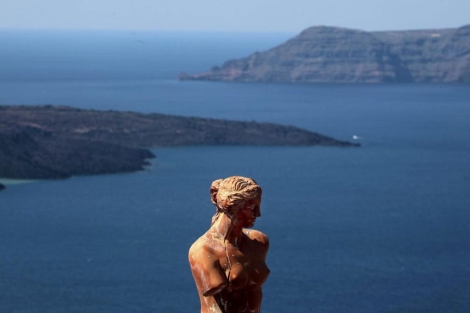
[[213, 231, 270, 313], [221, 234, 270, 290], [190, 230, 269, 313]]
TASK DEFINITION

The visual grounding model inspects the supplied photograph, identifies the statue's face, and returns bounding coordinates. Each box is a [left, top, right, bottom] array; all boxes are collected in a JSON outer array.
[[237, 194, 262, 228]]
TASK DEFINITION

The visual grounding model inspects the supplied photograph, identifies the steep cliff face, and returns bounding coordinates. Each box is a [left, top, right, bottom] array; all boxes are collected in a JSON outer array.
[[374, 25, 470, 82], [179, 25, 470, 83], [446, 25, 470, 82]]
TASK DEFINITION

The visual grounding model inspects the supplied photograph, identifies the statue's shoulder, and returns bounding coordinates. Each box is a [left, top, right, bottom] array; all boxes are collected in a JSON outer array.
[[189, 235, 210, 254], [189, 233, 224, 261], [243, 229, 269, 247]]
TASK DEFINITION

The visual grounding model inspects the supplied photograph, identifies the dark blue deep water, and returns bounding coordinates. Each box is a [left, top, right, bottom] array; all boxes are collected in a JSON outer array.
[[1, 30, 470, 313]]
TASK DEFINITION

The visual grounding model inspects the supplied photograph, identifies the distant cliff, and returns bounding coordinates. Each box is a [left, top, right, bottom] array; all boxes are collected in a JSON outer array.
[[179, 25, 470, 83], [0, 105, 358, 179]]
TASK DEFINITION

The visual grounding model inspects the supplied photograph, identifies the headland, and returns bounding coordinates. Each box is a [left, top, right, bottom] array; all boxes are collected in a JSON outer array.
[[0, 105, 358, 181], [179, 25, 470, 83]]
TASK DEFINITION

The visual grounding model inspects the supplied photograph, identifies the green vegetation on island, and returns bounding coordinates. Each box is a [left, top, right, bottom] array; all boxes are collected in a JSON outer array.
[[179, 25, 470, 83], [0, 105, 358, 181]]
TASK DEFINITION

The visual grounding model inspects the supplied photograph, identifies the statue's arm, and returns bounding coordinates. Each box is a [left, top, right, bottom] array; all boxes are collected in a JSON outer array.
[[244, 229, 270, 258], [189, 242, 228, 297]]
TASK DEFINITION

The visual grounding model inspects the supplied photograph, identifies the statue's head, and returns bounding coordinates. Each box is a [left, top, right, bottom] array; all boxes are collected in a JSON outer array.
[[210, 176, 262, 227]]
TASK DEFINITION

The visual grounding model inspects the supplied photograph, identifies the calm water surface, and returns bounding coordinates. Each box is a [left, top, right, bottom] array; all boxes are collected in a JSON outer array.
[[0, 31, 469, 313]]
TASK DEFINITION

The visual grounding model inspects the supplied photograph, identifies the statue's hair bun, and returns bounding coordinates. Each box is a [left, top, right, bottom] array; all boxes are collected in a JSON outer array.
[[210, 179, 223, 205]]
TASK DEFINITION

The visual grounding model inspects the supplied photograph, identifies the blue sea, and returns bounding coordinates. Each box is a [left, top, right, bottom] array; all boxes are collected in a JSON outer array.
[[1, 30, 470, 313]]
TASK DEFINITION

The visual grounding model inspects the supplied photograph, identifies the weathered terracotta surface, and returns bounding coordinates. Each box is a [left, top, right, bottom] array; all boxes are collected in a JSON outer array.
[[189, 176, 270, 313]]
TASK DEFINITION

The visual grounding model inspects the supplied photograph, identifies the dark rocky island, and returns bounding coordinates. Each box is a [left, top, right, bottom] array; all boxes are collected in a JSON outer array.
[[0, 105, 358, 180], [179, 24, 470, 83], [0, 183, 5, 191]]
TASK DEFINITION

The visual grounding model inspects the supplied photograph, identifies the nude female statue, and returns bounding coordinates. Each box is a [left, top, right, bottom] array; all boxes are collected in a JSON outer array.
[[188, 176, 270, 313]]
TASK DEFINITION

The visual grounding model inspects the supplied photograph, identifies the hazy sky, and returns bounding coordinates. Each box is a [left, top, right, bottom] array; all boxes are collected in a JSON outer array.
[[1, 0, 469, 32]]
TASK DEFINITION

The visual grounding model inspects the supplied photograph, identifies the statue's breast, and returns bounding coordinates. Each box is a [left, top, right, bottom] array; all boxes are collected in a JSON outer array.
[[226, 249, 270, 290], [228, 263, 250, 290]]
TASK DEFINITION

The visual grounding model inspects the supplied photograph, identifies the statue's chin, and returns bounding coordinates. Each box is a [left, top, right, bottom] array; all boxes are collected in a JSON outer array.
[[245, 221, 255, 228]]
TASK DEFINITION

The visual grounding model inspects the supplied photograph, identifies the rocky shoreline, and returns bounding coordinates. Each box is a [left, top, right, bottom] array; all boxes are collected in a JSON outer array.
[[0, 105, 359, 182]]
